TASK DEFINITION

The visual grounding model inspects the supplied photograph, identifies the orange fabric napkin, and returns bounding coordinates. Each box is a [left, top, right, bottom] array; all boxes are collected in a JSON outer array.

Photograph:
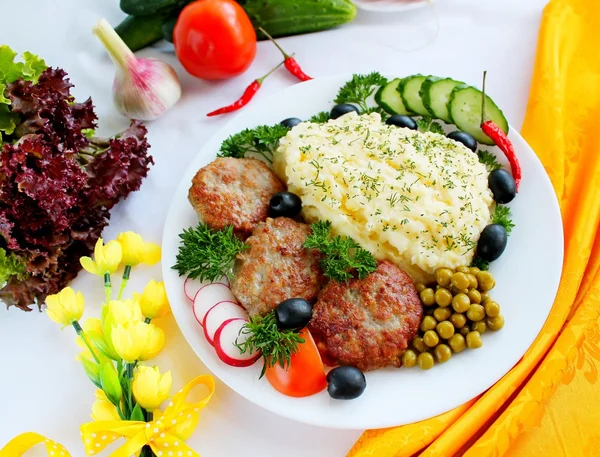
[[348, 0, 600, 455]]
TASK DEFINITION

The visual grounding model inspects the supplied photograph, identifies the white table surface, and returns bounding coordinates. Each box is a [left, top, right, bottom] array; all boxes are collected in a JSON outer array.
[[0, 1, 548, 456]]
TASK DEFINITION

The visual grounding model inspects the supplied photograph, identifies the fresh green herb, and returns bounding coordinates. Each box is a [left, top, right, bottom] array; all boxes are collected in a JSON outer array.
[[82, 128, 96, 139], [478, 150, 502, 172], [416, 116, 444, 135], [334, 72, 388, 112], [0, 248, 26, 285], [304, 220, 377, 282], [491, 205, 515, 234], [173, 223, 248, 282], [308, 111, 331, 123], [364, 105, 389, 119], [218, 123, 289, 163], [236, 311, 305, 378], [470, 256, 490, 271]]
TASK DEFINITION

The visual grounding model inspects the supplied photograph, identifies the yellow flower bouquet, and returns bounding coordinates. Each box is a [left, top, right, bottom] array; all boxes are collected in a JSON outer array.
[[31, 232, 215, 457]]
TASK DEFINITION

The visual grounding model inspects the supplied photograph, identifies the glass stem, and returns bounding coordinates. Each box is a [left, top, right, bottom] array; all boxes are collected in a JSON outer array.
[[72, 321, 100, 364]]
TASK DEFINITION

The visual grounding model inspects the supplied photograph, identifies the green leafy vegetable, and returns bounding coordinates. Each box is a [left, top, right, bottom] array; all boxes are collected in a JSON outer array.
[[218, 123, 290, 163], [236, 311, 305, 378], [416, 116, 445, 135], [491, 205, 515, 234], [0, 248, 26, 285], [0, 46, 47, 138], [173, 223, 248, 282], [304, 220, 377, 282], [470, 256, 490, 271], [334, 72, 388, 112], [478, 150, 502, 172], [308, 111, 330, 123]]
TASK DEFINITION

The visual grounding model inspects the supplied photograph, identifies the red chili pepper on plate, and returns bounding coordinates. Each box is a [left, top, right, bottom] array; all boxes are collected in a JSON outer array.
[[259, 27, 312, 82], [206, 59, 286, 116], [480, 71, 522, 191]]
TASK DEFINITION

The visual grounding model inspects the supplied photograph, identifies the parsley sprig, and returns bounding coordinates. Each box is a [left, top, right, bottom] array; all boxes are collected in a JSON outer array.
[[491, 205, 515, 234], [334, 72, 388, 113], [308, 111, 331, 124], [236, 311, 305, 378], [218, 123, 289, 163], [304, 220, 377, 282], [478, 150, 502, 172], [416, 116, 445, 135], [173, 223, 248, 282]]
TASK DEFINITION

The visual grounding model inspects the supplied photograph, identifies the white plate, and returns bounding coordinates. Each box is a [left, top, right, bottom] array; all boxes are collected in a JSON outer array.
[[161, 75, 563, 429], [352, 0, 429, 13]]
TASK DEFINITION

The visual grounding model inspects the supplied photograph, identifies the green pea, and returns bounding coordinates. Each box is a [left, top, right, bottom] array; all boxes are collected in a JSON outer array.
[[459, 326, 470, 336], [452, 293, 471, 313], [467, 288, 482, 304], [420, 288, 436, 306], [485, 301, 501, 317], [451, 272, 470, 291], [417, 352, 435, 370], [434, 307, 452, 322], [466, 331, 483, 348], [434, 344, 452, 363], [412, 336, 428, 353], [469, 267, 481, 276], [466, 274, 478, 289], [423, 330, 440, 347], [480, 292, 491, 303], [456, 266, 470, 274], [435, 268, 453, 287], [416, 283, 426, 293], [402, 350, 418, 368], [420, 315, 437, 332], [471, 320, 487, 334], [467, 304, 486, 322], [450, 313, 467, 329], [435, 288, 453, 307], [476, 271, 496, 291], [449, 334, 466, 353], [436, 321, 455, 339], [487, 315, 505, 331]]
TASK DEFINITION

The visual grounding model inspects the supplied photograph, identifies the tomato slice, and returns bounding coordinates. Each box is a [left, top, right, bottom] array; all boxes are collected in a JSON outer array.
[[265, 328, 327, 397]]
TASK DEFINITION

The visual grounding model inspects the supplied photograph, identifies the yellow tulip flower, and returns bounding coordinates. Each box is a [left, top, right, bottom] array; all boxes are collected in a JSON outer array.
[[134, 280, 170, 320], [138, 324, 165, 361], [117, 232, 161, 267], [132, 366, 172, 411], [80, 238, 122, 276], [105, 300, 143, 325], [111, 320, 151, 363], [45, 287, 84, 326], [91, 390, 120, 421]]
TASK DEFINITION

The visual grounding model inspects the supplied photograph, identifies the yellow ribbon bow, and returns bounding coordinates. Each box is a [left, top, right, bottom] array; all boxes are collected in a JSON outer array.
[[0, 375, 215, 457]]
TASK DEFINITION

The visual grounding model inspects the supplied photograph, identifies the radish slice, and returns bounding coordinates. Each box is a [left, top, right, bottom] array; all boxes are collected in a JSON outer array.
[[203, 301, 248, 345], [192, 283, 238, 325], [214, 318, 260, 367], [184, 276, 229, 303]]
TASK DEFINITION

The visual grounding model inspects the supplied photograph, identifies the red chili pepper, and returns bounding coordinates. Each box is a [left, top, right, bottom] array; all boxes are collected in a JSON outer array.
[[206, 60, 285, 117], [259, 27, 312, 82], [480, 71, 522, 191]]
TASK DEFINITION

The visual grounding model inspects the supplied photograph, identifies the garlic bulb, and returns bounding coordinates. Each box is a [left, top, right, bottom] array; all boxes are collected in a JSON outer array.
[[93, 18, 181, 121]]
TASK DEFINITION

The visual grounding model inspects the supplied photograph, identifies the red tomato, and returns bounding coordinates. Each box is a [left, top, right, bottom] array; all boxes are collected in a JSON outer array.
[[266, 328, 327, 398], [174, 0, 257, 80]]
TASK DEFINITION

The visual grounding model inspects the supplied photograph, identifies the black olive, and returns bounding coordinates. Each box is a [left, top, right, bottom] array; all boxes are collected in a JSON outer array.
[[488, 169, 516, 204], [447, 131, 478, 152], [476, 224, 508, 262], [275, 298, 313, 330], [327, 366, 367, 400], [268, 192, 302, 218], [280, 117, 302, 128], [330, 104, 360, 119], [385, 115, 417, 130]]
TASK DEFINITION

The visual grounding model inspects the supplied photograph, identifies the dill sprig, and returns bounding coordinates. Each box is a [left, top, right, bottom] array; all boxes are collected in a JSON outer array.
[[218, 123, 290, 163], [304, 220, 377, 282], [334, 72, 388, 113], [236, 311, 305, 378], [173, 223, 248, 282], [478, 150, 502, 172], [491, 205, 515, 234]]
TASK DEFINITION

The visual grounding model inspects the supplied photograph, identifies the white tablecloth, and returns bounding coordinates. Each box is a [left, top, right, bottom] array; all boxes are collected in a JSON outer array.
[[0, 1, 548, 455]]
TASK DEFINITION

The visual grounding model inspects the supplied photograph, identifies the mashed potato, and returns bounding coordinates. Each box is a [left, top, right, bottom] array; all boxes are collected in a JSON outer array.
[[273, 112, 493, 282]]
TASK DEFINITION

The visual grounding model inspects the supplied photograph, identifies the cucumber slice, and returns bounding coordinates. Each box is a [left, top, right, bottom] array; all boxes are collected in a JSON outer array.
[[420, 77, 464, 123], [448, 85, 509, 145], [398, 75, 430, 116], [375, 78, 413, 115]]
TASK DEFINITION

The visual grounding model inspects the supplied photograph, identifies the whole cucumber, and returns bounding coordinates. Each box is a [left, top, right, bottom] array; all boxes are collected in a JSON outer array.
[[237, 0, 357, 39], [115, 15, 166, 52], [121, 0, 190, 16], [161, 15, 179, 43]]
